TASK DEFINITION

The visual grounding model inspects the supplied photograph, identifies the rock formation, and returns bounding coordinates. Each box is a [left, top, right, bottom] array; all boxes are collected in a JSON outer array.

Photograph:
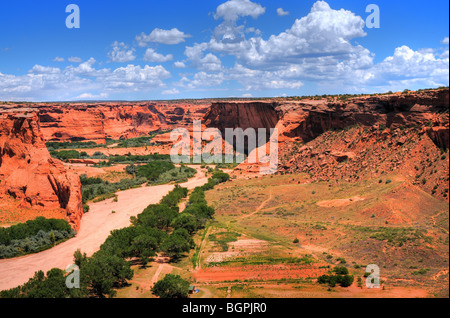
[[203, 89, 449, 148], [202, 89, 449, 199], [0, 102, 211, 144], [0, 109, 83, 230]]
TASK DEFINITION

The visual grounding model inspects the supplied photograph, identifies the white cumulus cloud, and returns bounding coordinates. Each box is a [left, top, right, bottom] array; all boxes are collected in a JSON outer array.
[[68, 57, 82, 63], [277, 8, 289, 16], [108, 42, 136, 63], [143, 48, 173, 63], [136, 28, 191, 46], [215, 0, 266, 22]]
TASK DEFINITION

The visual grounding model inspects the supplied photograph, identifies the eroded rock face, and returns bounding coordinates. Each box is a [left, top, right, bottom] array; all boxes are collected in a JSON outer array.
[[0, 110, 83, 230], [202, 90, 449, 150], [203, 101, 279, 154], [201, 90, 448, 200], [2, 102, 211, 144], [274, 89, 449, 148]]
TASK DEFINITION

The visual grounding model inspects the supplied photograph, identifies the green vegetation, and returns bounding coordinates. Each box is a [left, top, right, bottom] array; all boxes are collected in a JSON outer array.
[[318, 266, 354, 288], [151, 274, 190, 298], [49, 150, 82, 161], [151, 165, 196, 185], [111, 136, 156, 148], [46, 141, 98, 151], [192, 225, 209, 268], [0, 217, 73, 244], [136, 161, 175, 181], [0, 170, 230, 298], [160, 185, 189, 207], [81, 162, 194, 204], [0, 268, 83, 298], [209, 231, 241, 252], [80, 174, 147, 204], [105, 154, 171, 164], [0, 217, 75, 259], [45, 133, 169, 152], [355, 227, 432, 246], [207, 255, 315, 267], [412, 268, 430, 275]]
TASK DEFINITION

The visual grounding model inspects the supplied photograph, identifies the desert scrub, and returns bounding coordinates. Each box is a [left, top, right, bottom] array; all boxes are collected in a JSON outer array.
[[80, 174, 147, 203], [107, 154, 171, 164], [412, 268, 430, 275], [0, 217, 75, 259], [136, 161, 175, 181], [317, 266, 354, 288], [354, 226, 432, 246], [209, 231, 241, 252], [150, 166, 196, 185]]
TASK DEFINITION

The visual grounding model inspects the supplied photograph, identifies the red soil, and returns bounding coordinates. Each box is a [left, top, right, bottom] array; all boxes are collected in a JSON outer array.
[[194, 264, 327, 283]]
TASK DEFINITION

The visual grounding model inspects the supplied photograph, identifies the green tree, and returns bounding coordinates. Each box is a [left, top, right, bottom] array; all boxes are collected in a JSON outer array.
[[82, 252, 133, 298], [131, 234, 158, 267], [339, 275, 354, 287], [151, 274, 190, 298], [171, 213, 199, 234], [125, 164, 138, 176], [161, 233, 191, 260]]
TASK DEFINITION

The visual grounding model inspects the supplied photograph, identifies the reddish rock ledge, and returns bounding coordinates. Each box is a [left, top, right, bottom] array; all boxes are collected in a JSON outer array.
[[0, 109, 83, 231]]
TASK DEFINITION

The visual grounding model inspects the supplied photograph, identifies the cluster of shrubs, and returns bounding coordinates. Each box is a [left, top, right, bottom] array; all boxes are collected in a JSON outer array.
[[151, 166, 196, 185], [49, 150, 82, 161], [112, 136, 157, 148], [317, 266, 354, 288], [136, 161, 175, 181], [126, 162, 196, 185], [1, 171, 230, 298], [0, 217, 75, 259], [106, 154, 171, 164], [160, 186, 189, 207], [80, 174, 147, 205], [46, 141, 98, 151], [200, 171, 230, 191]]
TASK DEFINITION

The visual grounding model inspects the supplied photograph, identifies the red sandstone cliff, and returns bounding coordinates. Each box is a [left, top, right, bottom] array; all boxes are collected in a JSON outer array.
[[203, 89, 449, 149], [202, 90, 449, 199], [0, 101, 210, 144], [0, 110, 83, 230]]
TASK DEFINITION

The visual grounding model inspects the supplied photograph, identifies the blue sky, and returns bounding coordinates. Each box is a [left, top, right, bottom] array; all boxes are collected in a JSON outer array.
[[0, 0, 448, 101]]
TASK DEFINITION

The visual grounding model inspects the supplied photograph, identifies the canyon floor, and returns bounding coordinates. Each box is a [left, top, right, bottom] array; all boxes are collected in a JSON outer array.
[[0, 166, 208, 291], [0, 90, 448, 298], [113, 171, 448, 298]]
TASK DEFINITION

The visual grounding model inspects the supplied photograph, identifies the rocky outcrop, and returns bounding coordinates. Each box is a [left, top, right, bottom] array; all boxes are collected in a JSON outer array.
[[0, 110, 83, 230], [274, 89, 449, 148], [202, 90, 449, 150]]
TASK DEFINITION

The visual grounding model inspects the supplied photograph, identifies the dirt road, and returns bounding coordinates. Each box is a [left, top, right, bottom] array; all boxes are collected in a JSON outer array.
[[0, 169, 208, 291]]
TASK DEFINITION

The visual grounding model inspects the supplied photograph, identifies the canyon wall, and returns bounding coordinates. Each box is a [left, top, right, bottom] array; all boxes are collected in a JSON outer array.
[[37, 102, 209, 144], [275, 89, 449, 148], [0, 109, 83, 230], [200, 89, 449, 199], [203, 89, 449, 149]]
